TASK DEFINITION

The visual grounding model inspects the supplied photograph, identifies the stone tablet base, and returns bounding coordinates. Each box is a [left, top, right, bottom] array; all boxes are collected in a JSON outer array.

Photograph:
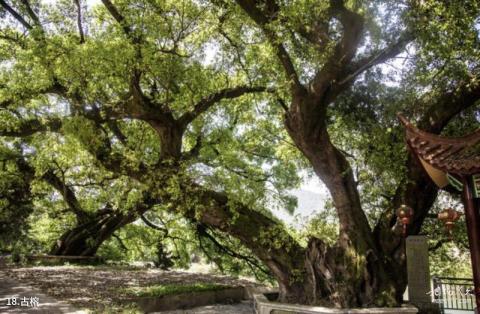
[[254, 293, 419, 314]]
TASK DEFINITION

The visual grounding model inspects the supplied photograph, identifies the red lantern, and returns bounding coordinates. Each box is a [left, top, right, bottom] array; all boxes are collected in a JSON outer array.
[[438, 208, 462, 238], [396, 205, 414, 237]]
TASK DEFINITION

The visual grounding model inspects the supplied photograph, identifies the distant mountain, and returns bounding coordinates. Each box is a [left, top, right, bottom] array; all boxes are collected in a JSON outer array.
[[292, 189, 325, 217], [271, 189, 326, 228]]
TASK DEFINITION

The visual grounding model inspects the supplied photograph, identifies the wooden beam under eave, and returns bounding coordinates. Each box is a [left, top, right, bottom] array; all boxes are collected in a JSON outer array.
[[419, 157, 449, 188]]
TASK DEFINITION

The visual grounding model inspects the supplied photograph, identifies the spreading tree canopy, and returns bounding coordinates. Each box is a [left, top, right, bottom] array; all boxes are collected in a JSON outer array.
[[1, 0, 479, 307]]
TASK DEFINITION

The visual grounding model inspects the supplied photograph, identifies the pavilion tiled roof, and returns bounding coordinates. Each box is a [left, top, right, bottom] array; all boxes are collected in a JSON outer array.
[[398, 115, 480, 175]]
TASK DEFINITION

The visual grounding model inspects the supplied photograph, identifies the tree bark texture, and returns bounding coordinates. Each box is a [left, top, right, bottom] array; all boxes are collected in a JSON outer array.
[[3, 0, 479, 308], [50, 210, 136, 256]]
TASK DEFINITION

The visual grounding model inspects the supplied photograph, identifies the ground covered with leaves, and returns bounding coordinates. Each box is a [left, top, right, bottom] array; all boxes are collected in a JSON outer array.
[[1, 265, 261, 313]]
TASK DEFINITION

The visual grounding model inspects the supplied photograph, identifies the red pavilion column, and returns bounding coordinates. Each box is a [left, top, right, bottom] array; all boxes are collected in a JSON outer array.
[[462, 177, 480, 311]]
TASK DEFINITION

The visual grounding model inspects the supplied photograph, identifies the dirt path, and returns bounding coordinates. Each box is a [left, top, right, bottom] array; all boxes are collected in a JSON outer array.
[[0, 271, 86, 313], [156, 301, 254, 314], [3, 265, 261, 312], [0, 268, 255, 314], [0, 265, 263, 312]]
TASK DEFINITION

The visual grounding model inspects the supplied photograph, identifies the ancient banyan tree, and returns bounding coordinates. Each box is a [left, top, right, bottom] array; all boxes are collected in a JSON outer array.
[[399, 114, 480, 311]]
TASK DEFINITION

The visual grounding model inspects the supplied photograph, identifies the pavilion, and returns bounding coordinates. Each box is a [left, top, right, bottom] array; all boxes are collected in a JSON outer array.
[[399, 114, 480, 312]]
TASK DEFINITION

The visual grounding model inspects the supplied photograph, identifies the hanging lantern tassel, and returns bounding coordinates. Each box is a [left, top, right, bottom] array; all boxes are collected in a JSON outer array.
[[396, 205, 414, 237], [438, 208, 462, 240]]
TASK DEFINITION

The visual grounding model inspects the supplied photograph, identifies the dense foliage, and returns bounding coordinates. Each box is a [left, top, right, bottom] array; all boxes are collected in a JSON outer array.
[[0, 0, 479, 307]]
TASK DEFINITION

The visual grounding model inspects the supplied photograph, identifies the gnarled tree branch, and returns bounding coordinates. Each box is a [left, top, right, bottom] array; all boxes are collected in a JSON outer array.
[[0, 0, 32, 30], [19, 0, 41, 28], [140, 214, 168, 235], [42, 169, 90, 222], [73, 0, 85, 43], [178, 85, 270, 127], [338, 32, 414, 86], [233, 0, 303, 92], [100, 0, 133, 37], [0, 117, 62, 137]]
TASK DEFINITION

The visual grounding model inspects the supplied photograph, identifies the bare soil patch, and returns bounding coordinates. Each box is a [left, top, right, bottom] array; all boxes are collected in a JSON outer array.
[[1, 266, 261, 313]]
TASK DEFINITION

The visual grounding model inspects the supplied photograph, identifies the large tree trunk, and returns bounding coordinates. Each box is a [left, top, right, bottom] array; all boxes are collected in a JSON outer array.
[[174, 184, 395, 307], [280, 92, 480, 307], [173, 185, 311, 303], [305, 238, 402, 308], [50, 210, 136, 256], [277, 89, 398, 307]]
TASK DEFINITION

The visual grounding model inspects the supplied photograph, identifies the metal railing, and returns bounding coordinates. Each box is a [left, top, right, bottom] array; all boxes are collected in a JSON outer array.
[[432, 276, 475, 313]]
